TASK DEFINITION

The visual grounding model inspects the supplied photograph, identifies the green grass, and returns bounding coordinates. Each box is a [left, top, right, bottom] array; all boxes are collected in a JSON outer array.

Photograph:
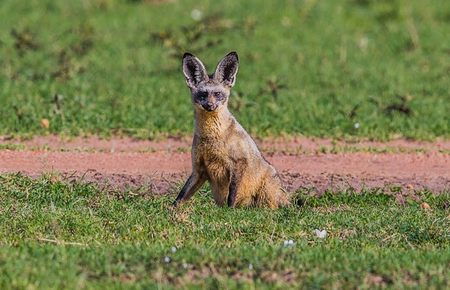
[[0, 174, 448, 289], [0, 0, 449, 140]]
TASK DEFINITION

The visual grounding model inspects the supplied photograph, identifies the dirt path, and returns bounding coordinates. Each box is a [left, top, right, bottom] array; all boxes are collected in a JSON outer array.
[[1, 136, 449, 195], [3, 135, 450, 153]]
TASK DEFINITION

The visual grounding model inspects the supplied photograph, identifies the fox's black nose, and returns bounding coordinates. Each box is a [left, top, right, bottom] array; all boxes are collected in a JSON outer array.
[[202, 103, 217, 111]]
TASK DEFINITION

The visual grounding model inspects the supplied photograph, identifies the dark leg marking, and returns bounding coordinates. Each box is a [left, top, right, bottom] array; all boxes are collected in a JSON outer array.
[[173, 173, 206, 206], [228, 172, 238, 207]]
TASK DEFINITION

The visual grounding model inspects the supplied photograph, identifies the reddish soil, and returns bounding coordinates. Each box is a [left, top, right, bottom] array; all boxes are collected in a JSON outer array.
[[1, 136, 449, 195], [3, 135, 450, 153]]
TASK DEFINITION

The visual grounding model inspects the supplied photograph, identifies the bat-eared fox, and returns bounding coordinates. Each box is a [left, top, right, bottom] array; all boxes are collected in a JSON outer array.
[[173, 52, 289, 208]]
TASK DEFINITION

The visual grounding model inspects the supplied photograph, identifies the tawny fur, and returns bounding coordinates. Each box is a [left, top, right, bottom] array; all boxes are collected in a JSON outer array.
[[174, 52, 289, 208]]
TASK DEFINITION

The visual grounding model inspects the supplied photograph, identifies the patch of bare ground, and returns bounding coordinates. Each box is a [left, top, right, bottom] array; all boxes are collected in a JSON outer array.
[[2, 135, 450, 154], [0, 136, 449, 195]]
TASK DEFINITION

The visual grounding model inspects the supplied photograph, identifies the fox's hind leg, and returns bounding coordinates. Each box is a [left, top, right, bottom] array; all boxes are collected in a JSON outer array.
[[255, 176, 290, 209]]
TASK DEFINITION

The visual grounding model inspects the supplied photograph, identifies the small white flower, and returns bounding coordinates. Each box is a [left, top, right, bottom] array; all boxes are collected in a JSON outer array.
[[314, 229, 327, 239], [358, 36, 369, 50], [164, 256, 171, 263], [283, 239, 295, 247], [191, 9, 202, 21], [182, 262, 188, 269], [171, 246, 177, 253], [248, 263, 253, 270], [354, 122, 360, 129]]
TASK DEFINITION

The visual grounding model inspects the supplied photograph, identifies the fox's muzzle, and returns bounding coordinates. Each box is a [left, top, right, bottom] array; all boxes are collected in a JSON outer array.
[[202, 102, 218, 111]]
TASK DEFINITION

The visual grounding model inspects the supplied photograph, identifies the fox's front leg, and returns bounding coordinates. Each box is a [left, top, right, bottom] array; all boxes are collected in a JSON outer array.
[[227, 161, 248, 207], [173, 171, 206, 206], [227, 172, 240, 207]]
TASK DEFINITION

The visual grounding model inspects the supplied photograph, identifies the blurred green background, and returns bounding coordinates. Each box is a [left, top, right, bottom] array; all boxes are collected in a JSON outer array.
[[0, 0, 449, 140]]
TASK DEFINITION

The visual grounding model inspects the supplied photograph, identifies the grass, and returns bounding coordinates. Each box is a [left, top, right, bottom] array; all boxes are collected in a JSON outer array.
[[0, 0, 449, 140], [0, 174, 448, 289]]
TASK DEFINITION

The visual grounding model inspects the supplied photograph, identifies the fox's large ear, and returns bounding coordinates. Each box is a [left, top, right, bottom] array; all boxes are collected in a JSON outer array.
[[213, 51, 239, 87], [182, 53, 208, 89]]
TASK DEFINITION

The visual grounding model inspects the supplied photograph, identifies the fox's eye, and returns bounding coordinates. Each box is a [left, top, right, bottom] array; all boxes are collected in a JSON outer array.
[[214, 92, 223, 99], [197, 91, 208, 100]]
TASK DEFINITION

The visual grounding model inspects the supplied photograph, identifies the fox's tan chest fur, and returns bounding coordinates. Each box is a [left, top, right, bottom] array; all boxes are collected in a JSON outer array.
[[193, 111, 237, 182], [197, 138, 229, 180]]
